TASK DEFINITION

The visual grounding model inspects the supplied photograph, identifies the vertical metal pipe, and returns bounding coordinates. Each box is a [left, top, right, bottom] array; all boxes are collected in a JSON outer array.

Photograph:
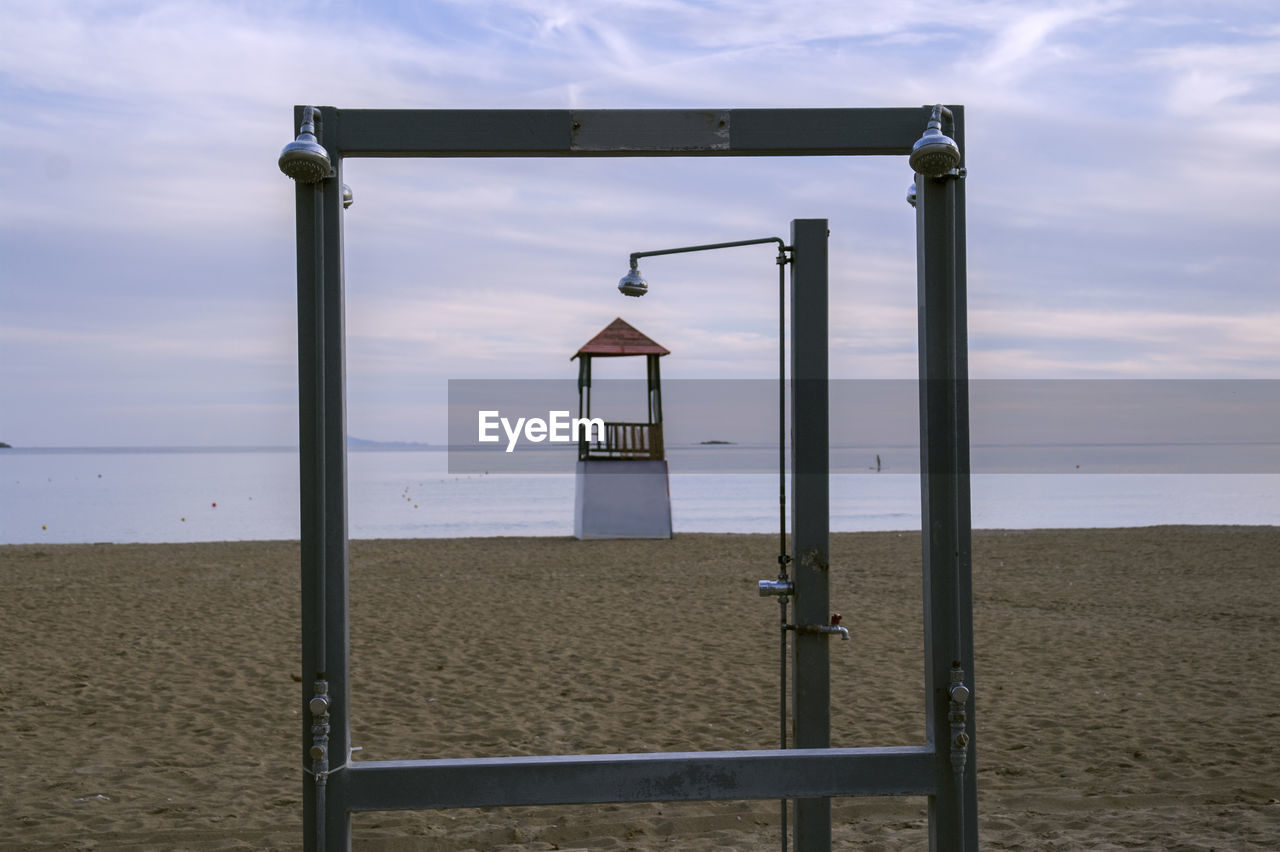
[[779, 590, 788, 851], [778, 248, 790, 852], [951, 110, 978, 852], [311, 188, 328, 673], [312, 181, 328, 851], [295, 106, 324, 852], [318, 149, 352, 852], [914, 106, 976, 851], [296, 105, 352, 852], [789, 219, 831, 852], [779, 252, 789, 567]]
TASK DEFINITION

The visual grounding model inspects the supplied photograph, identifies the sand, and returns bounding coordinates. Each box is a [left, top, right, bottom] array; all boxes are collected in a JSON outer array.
[[3, 527, 1279, 850]]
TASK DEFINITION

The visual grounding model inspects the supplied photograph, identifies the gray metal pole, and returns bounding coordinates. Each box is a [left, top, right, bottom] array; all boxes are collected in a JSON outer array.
[[320, 153, 353, 852], [914, 108, 977, 851], [789, 218, 831, 852], [296, 106, 353, 852], [333, 107, 931, 158], [296, 156, 324, 852], [950, 111, 978, 851]]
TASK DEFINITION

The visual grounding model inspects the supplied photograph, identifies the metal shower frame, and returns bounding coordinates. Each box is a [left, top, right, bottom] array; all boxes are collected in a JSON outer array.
[[289, 106, 976, 851]]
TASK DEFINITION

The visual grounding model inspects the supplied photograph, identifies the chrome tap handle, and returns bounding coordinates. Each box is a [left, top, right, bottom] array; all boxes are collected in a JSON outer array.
[[758, 579, 794, 596]]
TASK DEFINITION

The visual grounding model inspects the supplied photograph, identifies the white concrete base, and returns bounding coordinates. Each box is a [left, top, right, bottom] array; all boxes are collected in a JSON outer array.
[[574, 459, 673, 540]]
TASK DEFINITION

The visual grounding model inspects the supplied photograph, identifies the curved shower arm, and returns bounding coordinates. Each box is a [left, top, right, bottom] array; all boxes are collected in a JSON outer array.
[[628, 236, 789, 270], [300, 105, 322, 134], [928, 103, 954, 133]]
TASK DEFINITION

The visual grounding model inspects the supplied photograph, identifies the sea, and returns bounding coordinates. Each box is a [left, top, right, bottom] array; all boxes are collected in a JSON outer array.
[[2, 445, 1278, 545]]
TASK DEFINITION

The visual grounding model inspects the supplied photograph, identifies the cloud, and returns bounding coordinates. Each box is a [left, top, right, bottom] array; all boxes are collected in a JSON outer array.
[[0, 312, 298, 446], [967, 2, 1126, 79], [1, 318, 293, 366], [1139, 28, 1280, 163], [969, 306, 1280, 377], [2, 0, 1278, 447]]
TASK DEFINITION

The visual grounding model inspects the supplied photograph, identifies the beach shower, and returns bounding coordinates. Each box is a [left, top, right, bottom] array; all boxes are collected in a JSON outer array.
[[278, 107, 353, 209], [905, 104, 958, 209], [618, 233, 855, 851], [909, 104, 961, 177], [284, 105, 975, 852], [278, 106, 331, 184], [618, 266, 647, 297]]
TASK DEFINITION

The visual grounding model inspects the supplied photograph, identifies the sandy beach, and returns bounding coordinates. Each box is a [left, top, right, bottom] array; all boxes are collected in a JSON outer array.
[[3, 526, 1279, 849]]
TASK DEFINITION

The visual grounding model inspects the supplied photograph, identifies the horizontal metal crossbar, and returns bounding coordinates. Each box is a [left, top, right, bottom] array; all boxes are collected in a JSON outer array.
[[344, 747, 937, 811], [329, 107, 933, 158]]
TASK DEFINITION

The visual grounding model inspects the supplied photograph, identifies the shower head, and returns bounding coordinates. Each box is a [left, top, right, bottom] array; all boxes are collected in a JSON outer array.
[[618, 265, 648, 297], [909, 104, 961, 177], [342, 183, 353, 209], [617, 236, 785, 297], [278, 106, 331, 183]]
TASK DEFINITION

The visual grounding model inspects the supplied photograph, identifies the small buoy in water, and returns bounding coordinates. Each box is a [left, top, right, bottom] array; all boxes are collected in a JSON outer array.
[[42, 524, 47, 530], [181, 517, 186, 522], [211, 502, 217, 508]]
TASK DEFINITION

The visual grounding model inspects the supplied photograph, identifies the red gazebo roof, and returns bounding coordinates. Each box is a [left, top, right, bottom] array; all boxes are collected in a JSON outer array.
[[572, 318, 670, 359]]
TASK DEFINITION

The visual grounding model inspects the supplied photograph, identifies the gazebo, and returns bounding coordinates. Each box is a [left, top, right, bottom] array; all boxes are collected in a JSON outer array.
[[571, 317, 672, 539]]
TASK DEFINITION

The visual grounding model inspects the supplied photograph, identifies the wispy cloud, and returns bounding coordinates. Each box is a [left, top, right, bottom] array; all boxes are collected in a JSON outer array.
[[1140, 27, 1280, 158], [1, 1, 1277, 445], [970, 306, 1280, 377]]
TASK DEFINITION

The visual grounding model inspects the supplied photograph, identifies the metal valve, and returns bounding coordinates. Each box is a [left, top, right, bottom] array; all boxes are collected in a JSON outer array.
[[758, 579, 794, 596], [310, 681, 331, 770], [309, 694, 330, 716], [947, 664, 969, 776]]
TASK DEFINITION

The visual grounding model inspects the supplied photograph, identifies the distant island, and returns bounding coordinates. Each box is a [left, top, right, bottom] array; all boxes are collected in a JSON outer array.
[[0, 442, 11, 449], [698, 440, 734, 445]]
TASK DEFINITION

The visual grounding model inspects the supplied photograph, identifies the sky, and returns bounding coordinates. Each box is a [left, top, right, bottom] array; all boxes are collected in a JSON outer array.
[[1, 0, 1278, 447]]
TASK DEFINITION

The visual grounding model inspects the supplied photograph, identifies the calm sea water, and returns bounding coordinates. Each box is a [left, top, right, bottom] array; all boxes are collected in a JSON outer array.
[[1, 447, 1277, 545]]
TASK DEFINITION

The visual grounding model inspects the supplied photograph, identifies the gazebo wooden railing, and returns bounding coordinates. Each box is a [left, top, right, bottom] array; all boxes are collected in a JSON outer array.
[[578, 421, 664, 461]]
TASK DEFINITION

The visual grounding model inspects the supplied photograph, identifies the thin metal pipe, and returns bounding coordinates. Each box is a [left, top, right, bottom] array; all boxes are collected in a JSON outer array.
[[622, 234, 794, 849], [780, 591, 788, 851], [778, 250, 788, 567], [777, 247, 790, 852], [629, 236, 786, 268], [315, 779, 326, 850]]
